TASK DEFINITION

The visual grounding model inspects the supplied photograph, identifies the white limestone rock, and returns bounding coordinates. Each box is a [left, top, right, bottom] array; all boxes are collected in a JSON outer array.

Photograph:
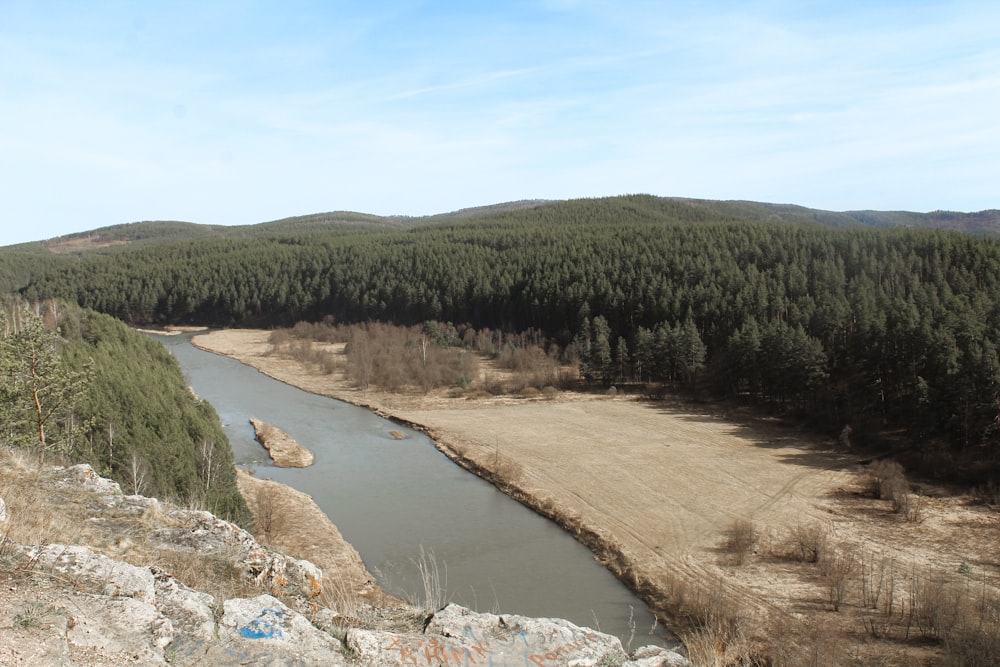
[[218, 594, 346, 666], [28, 544, 156, 604], [348, 603, 627, 667], [66, 594, 174, 660], [630, 644, 694, 666], [151, 566, 217, 642], [53, 463, 123, 496]]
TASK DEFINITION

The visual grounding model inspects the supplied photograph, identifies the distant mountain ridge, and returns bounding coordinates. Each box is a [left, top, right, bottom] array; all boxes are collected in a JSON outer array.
[[6, 195, 1000, 254]]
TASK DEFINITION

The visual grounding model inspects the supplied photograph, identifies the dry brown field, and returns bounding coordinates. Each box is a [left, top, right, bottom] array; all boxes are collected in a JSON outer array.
[[193, 328, 1000, 665]]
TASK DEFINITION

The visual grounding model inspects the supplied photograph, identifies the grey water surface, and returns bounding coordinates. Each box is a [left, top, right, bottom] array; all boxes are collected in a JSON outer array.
[[154, 332, 672, 647]]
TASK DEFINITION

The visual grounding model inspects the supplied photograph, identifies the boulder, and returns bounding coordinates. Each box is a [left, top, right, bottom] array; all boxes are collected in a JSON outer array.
[[218, 594, 346, 665], [27, 544, 156, 604], [630, 644, 693, 666], [347, 604, 693, 666], [52, 463, 123, 496], [348, 603, 628, 666]]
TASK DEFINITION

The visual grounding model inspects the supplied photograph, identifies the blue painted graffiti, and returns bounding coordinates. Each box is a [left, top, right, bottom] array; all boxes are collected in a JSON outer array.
[[239, 608, 285, 639]]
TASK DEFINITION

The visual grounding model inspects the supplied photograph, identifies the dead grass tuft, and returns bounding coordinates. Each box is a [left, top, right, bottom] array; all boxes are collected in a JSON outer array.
[[722, 517, 757, 566]]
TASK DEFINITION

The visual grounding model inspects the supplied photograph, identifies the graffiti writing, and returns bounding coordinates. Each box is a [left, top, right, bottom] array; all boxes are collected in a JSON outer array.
[[379, 626, 604, 666]]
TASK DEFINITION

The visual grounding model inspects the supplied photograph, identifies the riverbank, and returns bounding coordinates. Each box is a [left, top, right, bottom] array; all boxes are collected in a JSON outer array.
[[193, 328, 1000, 665], [236, 470, 398, 610]]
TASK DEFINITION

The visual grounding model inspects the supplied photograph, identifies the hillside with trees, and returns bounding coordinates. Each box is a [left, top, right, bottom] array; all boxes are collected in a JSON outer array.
[[0, 300, 249, 525], [6, 194, 1000, 484]]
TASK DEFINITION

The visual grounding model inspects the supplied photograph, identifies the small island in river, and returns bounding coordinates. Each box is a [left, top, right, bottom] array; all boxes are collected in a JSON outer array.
[[249, 417, 315, 467]]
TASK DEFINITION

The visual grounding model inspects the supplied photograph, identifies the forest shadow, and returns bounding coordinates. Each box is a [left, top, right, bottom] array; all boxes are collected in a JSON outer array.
[[635, 394, 863, 474]]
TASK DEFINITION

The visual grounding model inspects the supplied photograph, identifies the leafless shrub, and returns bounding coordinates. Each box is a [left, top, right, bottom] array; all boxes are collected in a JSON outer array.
[[820, 548, 855, 611], [786, 522, 828, 563], [908, 573, 962, 640], [867, 459, 924, 521], [858, 550, 899, 639], [897, 490, 924, 522], [944, 626, 1000, 667], [481, 374, 508, 395], [270, 320, 580, 394], [288, 319, 348, 344], [340, 323, 479, 392], [255, 486, 279, 543], [464, 389, 492, 400], [723, 518, 757, 566], [493, 456, 523, 485], [267, 328, 292, 351], [670, 576, 762, 667], [942, 579, 1000, 667], [867, 459, 905, 500]]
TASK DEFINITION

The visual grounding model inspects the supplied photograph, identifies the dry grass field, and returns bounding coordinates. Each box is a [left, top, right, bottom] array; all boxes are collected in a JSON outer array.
[[193, 328, 1000, 665]]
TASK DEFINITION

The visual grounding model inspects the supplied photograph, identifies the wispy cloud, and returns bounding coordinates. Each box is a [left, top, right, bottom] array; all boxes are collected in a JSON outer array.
[[1, 1, 998, 243]]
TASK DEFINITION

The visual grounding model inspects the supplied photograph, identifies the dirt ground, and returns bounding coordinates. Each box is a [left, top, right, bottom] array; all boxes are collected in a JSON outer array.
[[192, 328, 1000, 664]]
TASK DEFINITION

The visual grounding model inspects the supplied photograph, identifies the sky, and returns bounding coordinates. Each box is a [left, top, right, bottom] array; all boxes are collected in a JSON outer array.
[[1, 1, 998, 245]]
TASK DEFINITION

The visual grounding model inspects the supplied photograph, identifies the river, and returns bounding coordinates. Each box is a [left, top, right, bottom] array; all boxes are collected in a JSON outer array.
[[154, 332, 671, 647]]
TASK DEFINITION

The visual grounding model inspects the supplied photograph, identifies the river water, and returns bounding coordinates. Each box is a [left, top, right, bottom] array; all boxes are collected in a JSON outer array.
[[154, 333, 670, 646]]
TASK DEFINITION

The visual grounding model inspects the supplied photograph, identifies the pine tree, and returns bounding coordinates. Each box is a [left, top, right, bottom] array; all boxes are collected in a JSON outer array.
[[0, 304, 92, 457]]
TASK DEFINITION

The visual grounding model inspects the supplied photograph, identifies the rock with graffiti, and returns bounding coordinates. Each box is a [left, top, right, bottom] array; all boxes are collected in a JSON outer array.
[[0, 459, 692, 666], [347, 603, 690, 667]]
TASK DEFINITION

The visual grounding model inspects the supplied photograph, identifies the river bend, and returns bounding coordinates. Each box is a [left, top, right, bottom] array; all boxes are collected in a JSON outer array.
[[155, 332, 668, 646]]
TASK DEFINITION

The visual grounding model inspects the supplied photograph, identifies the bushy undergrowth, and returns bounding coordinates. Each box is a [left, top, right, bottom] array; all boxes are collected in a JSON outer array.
[[269, 319, 577, 394], [689, 506, 1000, 666]]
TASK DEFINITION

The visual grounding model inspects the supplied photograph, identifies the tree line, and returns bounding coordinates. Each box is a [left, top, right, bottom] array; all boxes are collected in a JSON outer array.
[[11, 195, 1000, 481]]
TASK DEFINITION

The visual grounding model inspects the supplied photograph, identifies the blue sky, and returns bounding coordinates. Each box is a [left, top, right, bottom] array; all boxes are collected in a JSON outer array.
[[1, 1, 998, 245]]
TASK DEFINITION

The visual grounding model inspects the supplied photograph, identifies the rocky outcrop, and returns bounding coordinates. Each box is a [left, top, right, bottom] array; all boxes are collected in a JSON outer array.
[[5, 542, 347, 666], [250, 417, 315, 467], [348, 603, 620, 666], [0, 462, 691, 666], [346, 604, 690, 666]]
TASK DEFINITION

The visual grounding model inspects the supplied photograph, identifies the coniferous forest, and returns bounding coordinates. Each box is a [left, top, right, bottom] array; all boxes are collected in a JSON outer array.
[[5, 195, 1000, 485], [0, 300, 250, 525]]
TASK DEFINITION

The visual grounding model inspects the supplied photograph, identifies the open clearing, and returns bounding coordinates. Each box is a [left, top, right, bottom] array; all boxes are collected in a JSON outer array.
[[192, 328, 1000, 663]]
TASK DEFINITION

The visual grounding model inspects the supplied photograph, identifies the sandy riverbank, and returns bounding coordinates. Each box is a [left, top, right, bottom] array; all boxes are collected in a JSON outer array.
[[194, 328, 1000, 664], [236, 470, 400, 610]]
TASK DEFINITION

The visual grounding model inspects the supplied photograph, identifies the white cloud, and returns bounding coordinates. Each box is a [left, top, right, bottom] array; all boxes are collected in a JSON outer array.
[[1, 1, 999, 244]]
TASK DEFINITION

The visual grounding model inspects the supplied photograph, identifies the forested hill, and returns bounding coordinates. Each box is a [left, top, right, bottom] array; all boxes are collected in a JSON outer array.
[[5, 195, 1000, 258], [3, 199, 554, 256], [5, 193, 1000, 482]]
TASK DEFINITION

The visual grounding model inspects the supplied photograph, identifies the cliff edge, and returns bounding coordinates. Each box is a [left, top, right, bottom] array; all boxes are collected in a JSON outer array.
[[0, 448, 690, 666]]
